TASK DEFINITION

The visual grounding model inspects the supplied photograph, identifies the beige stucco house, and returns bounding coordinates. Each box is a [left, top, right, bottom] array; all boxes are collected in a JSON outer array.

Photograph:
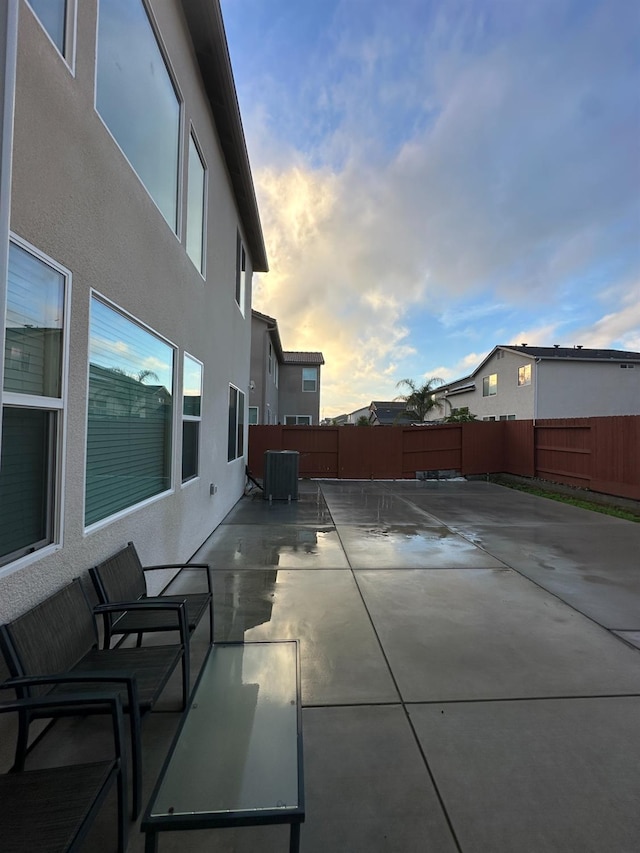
[[431, 345, 640, 422], [0, 0, 267, 619]]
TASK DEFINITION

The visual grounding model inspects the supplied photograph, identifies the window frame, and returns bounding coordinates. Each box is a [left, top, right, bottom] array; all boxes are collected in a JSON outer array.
[[517, 364, 531, 386], [25, 0, 77, 71], [302, 367, 317, 393], [482, 373, 498, 397], [227, 384, 245, 462], [181, 352, 203, 484], [84, 292, 176, 531], [0, 235, 71, 576], [94, 0, 184, 235], [235, 232, 246, 315], [185, 127, 207, 276], [248, 406, 259, 425], [285, 415, 312, 425]]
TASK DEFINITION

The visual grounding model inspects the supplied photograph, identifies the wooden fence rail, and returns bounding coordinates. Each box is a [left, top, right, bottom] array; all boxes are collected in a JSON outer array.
[[248, 415, 640, 501]]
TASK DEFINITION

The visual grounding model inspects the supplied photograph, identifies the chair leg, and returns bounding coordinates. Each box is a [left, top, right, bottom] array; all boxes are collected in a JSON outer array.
[[11, 708, 30, 772], [130, 710, 142, 819], [181, 645, 190, 710], [136, 632, 143, 648], [209, 601, 214, 644], [116, 762, 129, 853]]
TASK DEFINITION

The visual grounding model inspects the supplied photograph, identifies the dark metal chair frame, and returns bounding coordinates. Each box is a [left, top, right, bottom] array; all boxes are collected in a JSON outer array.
[[0, 684, 128, 853], [0, 578, 189, 818], [89, 541, 214, 649]]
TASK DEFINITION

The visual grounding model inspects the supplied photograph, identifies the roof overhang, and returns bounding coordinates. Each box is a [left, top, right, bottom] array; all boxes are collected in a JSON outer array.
[[180, 0, 268, 272]]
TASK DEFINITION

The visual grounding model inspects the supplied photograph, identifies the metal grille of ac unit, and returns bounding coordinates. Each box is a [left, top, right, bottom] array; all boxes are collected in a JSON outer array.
[[263, 450, 299, 500]]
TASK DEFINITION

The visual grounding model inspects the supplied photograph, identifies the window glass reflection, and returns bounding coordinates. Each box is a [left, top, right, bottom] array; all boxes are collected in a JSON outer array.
[[29, 0, 67, 54], [96, 0, 180, 229], [5, 243, 64, 397], [186, 136, 206, 272]]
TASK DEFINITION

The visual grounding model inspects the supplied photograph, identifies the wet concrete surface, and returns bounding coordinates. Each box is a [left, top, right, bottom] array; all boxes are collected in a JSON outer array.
[[9, 479, 640, 852]]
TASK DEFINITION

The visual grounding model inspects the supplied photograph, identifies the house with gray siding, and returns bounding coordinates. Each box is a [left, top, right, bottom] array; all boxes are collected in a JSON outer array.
[[430, 346, 640, 422], [250, 310, 324, 425], [0, 0, 267, 620]]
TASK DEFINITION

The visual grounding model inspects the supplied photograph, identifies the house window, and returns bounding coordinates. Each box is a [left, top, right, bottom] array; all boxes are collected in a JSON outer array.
[[482, 374, 497, 396], [27, 0, 75, 60], [483, 416, 496, 422], [248, 406, 258, 425], [86, 297, 174, 527], [235, 233, 246, 314], [186, 132, 206, 274], [268, 342, 273, 374], [518, 364, 531, 386], [1, 240, 67, 568], [227, 385, 245, 461], [182, 354, 202, 483], [96, 0, 180, 230], [302, 367, 317, 392], [285, 415, 312, 425]]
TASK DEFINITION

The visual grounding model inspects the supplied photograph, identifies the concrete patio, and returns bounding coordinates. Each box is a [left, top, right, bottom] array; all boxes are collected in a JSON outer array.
[[7, 479, 640, 851]]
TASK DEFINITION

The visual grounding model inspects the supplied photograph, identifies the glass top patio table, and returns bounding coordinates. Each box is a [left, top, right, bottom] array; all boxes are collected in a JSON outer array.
[[141, 641, 304, 849]]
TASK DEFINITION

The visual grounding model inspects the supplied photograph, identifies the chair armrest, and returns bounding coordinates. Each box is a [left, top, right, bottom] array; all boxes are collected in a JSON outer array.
[[144, 562, 213, 595], [94, 600, 190, 645]]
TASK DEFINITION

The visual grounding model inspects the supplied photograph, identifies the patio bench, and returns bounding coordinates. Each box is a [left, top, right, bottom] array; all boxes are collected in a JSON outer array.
[[89, 541, 214, 650], [0, 578, 189, 819], [0, 657, 128, 853]]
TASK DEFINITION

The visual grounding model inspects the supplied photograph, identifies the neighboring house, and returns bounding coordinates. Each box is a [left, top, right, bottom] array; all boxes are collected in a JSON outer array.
[[369, 401, 415, 426], [0, 0, 268, 618], [430, 345, 640, 422], [249, 310, 324, 425]]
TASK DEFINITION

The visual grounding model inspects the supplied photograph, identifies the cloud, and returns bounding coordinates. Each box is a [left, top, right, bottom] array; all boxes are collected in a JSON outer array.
[[241, 0, 640, 414]]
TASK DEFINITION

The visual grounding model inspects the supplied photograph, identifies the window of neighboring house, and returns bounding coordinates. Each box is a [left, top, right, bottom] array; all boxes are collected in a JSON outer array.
[[186, 132, 206, 274], [268, 342, 273, 374], [235, 232, 246, 315], [482, 374, 497, 396], [182, 354, 202, 483], [518, 364, 531, 386], [248, 406, 258, 425], [483, 416, 496, 422], [227, 385, 245, 461], [85, 296, 174, 527], [499, 414, 516, 421], [27, 0, 76, 62], [302, 367, 317, 392], [0, 239, 68, 569], [274, 360, 278, 388], [96, 0, 180, 230], [285, 415, 311, 425]]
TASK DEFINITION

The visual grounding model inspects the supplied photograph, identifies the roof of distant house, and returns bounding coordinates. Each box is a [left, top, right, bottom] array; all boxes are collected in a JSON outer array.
[[370, 401, 414, 424], [282, 352, 325, 365], [503, 345, 640, 361]]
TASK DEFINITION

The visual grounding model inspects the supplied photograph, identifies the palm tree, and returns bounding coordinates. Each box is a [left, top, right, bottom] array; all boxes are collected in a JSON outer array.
[[395, 377, 444, 422]]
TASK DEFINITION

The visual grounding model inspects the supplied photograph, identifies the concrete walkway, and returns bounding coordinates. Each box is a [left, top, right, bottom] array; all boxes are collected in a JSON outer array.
[[13, 480, 640, 851]]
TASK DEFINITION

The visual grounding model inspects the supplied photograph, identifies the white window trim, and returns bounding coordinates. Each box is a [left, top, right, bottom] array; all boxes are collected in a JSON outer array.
[[285, 415, 312, 425], [186, 124, 207, 278], [227, 382, 245, 462], [83, 290, 177, 535], [302, 367, 318, 392], [181, 351, 203, 486], [248, 405, 259, 424], [25, 0, 78, 75], [0, 233, 71, 578], [235, 232, 247, 316], [517, 364, 532, 387], [93, 0, 184, 238]]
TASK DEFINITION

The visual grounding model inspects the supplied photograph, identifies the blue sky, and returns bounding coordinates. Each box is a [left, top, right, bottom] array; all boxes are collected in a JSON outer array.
[[221, 0, 640, 418]]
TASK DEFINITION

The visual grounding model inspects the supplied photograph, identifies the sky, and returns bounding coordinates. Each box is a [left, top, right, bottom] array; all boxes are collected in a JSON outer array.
[[220, 0, 640, 419]]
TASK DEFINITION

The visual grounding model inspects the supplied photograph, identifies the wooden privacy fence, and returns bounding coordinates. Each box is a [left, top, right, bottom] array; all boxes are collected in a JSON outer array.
[[248, 415, 640, 501]]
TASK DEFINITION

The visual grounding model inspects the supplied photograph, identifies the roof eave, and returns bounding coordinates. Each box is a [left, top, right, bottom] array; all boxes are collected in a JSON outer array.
[[180, 0, 268, 272]]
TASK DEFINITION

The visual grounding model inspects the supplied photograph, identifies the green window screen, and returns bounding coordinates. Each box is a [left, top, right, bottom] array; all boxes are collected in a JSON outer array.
[[0, 407, 54, 565], [228, 386, 237, 462], [86, 298, 174, 526]]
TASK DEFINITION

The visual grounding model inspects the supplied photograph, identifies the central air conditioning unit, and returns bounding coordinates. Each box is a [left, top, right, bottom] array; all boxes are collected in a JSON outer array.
[[263, 450, 299, 501]]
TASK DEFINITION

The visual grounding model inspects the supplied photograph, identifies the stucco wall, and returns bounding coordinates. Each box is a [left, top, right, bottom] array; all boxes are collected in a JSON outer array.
[[280, 364, 321, 424], [537, 361, 640, 418], [249, 315, 280, 424], [0, 1, 254, 619]]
